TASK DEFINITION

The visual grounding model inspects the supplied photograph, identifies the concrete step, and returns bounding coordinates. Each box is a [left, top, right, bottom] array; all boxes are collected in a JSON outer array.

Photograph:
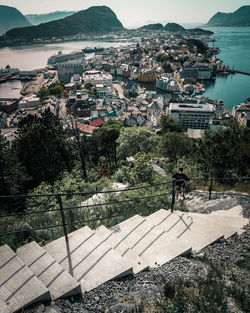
[[94, 225, 148, 274], [176, 210, 247, 241], [16, 241, 81, 300], [102, 213, 185, 270], [186, 211, 248, 237], [0, 298, 11, 313], [209, 205, 243, 217], [138, 209, 245, 267], [44, 226, 133, 293], [0, 244, 50, 313]]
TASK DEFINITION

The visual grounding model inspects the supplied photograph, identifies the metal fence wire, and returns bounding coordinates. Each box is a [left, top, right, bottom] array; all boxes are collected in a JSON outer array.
[[0, 177, 249, 245]]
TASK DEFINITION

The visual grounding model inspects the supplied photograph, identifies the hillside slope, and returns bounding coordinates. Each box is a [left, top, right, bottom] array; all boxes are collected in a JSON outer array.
[[207, 6, 250, 26], [6, 6, 124, 40], [25, 11, 75, 25], [0, 5, 32, 35]]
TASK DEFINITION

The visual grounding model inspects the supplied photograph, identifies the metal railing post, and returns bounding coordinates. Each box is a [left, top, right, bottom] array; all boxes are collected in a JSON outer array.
[[171, 181, 175, 213], [57, 194, 68, 242], [57, 194, 73, 275], [209, 177, 213, 200]]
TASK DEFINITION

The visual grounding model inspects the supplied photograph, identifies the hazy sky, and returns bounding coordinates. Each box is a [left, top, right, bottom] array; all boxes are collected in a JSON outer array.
[[1, 0, 250, 27]]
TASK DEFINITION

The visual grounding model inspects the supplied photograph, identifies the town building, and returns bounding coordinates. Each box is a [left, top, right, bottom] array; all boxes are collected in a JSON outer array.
[[136, 69, 158, 83], [232, 102, 250, 118], [169, 103, 214, 130], [237, 111, 250, 127], [66, 90, 96, 117], [57, 61, 84, 83], [0, 99, 19, 113], [124, 81, 139, 97], [19, 95, 40, 108], [156, 75, 180, 93], [232, 101, 250, 127], [84, 71, 112, 87]]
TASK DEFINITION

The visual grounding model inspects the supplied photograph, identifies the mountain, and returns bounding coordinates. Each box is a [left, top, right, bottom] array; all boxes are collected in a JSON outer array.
[[207, 6, 250, 26], [6, 6, 124, 40], [0, 5, 32, 35], [139, 23, 163, 31], [25, 11, 75, 25], [164, 23, 185, 32]]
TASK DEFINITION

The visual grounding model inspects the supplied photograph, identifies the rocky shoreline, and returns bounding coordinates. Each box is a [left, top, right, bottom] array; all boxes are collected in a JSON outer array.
[[27, 191, 250, 313]]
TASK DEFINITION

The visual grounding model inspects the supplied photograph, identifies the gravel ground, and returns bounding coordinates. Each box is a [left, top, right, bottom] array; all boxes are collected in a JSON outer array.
[[29, 192, 249, 313]]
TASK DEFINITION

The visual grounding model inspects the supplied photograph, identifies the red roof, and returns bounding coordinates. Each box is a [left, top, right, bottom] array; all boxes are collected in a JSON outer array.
[[89, 118, 105, 128], [69, 121, 97, 135]]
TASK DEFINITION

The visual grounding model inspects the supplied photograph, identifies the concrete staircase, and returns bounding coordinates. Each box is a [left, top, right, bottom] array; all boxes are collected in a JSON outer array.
[[0, 207, 248, 313]]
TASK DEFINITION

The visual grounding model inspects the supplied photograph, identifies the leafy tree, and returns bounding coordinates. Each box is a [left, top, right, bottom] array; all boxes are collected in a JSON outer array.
[[117, 127, 159, 160], [117, 153, 154, 185], [160, 115, 182, 133], [162, 62, 173, 73], [0, 134, 31, 213], [69, 116, 88, 179], [49, 84, 64, 96], [157, 53, 169, 63], [38, 87, 49, 98], [13, 109, 74, 189], [187, 39, 208, 54], [235, 128, 250, 176], [194, 124, 244, 178], [159, 132, 192, 163], [90, 120, 123, 169], [84, 83, 93, 90], [0, 135, 9, 196]]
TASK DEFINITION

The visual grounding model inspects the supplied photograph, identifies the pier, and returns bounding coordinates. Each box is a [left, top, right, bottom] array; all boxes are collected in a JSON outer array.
[[230, 70, 250, 76]]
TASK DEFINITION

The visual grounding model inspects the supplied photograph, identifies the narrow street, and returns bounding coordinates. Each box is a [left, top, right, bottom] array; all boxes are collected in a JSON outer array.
[[113, 83, 125, 98]]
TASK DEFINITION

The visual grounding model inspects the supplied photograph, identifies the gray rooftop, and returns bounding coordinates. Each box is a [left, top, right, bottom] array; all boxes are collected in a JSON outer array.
[[169, 103, 214, 113]]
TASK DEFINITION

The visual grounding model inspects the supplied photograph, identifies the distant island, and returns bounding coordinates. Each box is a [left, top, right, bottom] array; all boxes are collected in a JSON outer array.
[[25, 11, 76, 25], [207, 5, 250, 26], [164, 23, 185, 32], [138, 23, 164, 31], [5, 6, 124, 40], [139, 22, 213, 35], [0, 5, 31, 35]]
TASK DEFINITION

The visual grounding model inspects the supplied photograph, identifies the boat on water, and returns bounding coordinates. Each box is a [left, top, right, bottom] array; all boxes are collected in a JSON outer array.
[[47, 50, 86, 65], [0, 65, 20, 82], [82, 46, 104, 53]]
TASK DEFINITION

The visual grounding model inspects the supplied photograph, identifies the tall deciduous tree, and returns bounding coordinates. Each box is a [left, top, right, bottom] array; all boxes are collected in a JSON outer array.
[[117, 127, 159, 160], [159, 132, 192, 164], [194, 124, 244, 178], [14, 109, 73, 189], [93, 120, 123, 167], [160, 115, 182, 133]]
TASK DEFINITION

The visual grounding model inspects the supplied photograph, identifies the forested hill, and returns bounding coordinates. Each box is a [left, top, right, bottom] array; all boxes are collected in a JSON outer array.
[[6, 6, 124, 40], [0, 5, 31, 35], [207, 6, 250, 26]]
